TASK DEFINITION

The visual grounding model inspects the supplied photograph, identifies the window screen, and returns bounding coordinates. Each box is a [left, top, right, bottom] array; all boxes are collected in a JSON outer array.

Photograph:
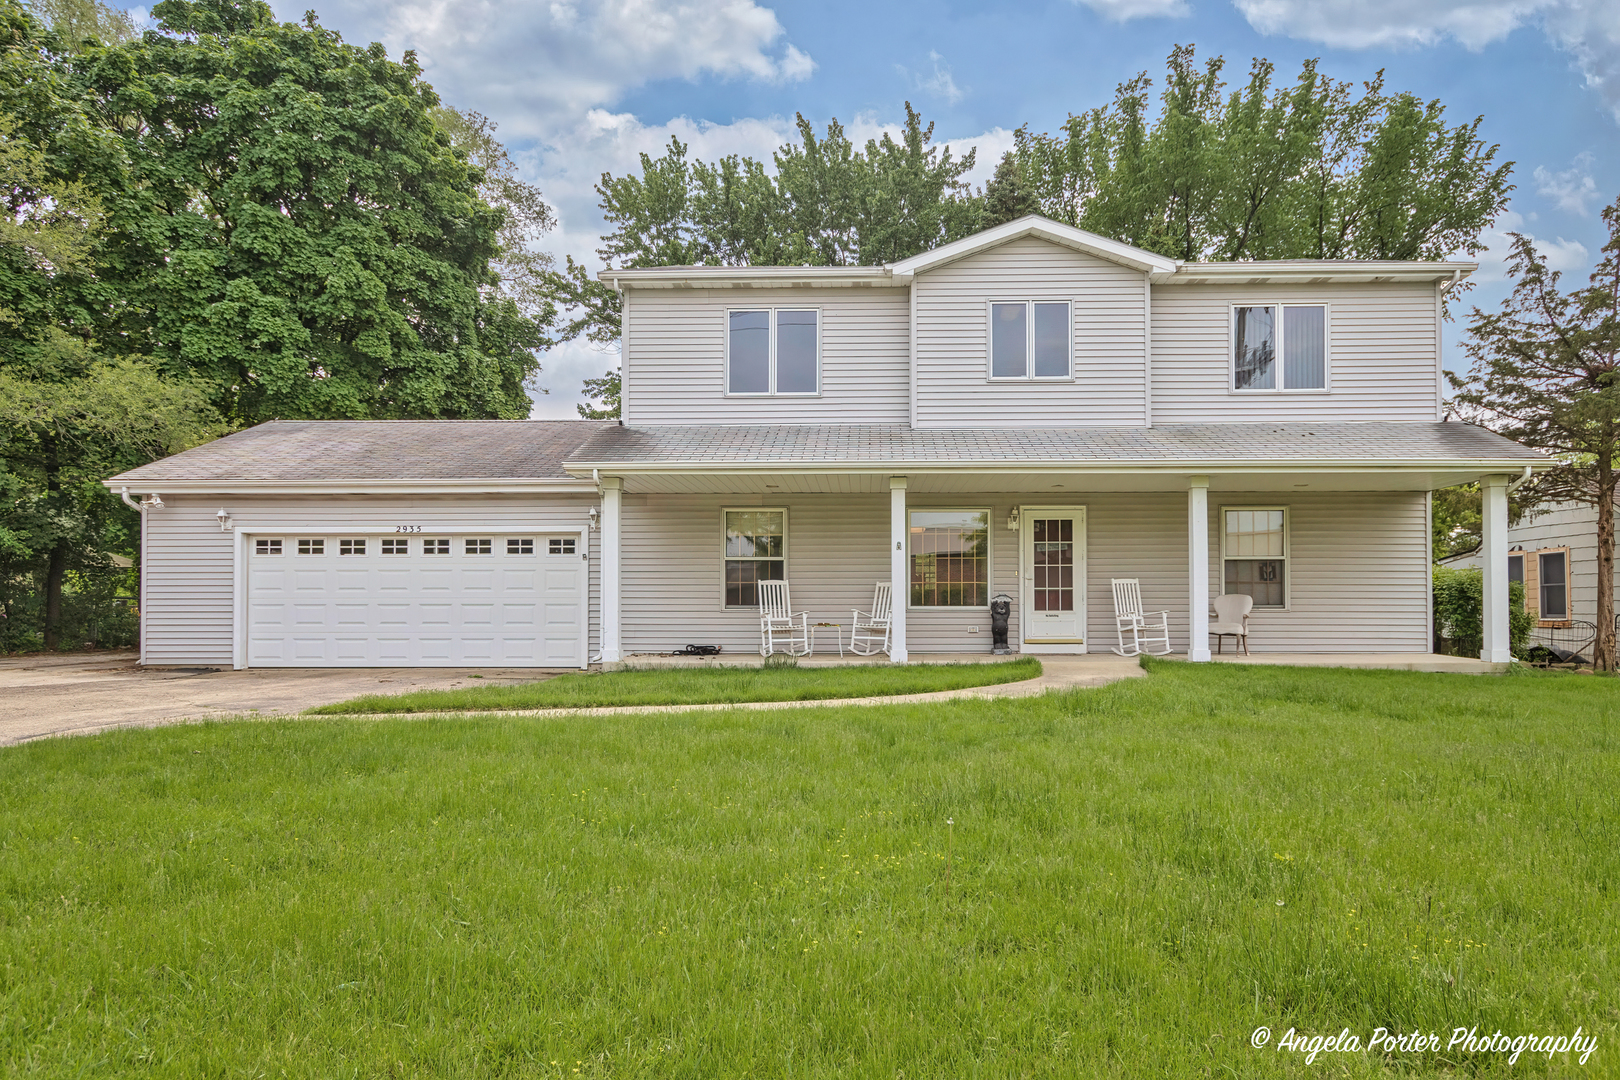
[[990, 303, 1028, 378], [728, 310, 770, 394], [1233, 306, 1276, 389], [910, 510, 989, 607], [1032, 303, 1070, 378], [1235, 305, 1325, 390], [776, 310, 818, 393]]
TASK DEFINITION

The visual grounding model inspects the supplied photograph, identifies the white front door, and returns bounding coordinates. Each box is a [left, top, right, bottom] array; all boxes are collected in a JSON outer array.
[[1020, 508, 1086, 651], [245, 532, 587, 668]]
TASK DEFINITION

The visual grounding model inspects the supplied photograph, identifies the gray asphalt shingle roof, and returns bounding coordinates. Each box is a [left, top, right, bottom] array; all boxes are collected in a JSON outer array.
[[111, 420, 614, 482], [565, 422, 1542, 467], [109, 420, 1539, 484]]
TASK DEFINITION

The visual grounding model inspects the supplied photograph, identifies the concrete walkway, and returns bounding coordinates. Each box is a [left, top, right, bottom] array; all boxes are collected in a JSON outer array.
[[387, 656, 1147, 720]]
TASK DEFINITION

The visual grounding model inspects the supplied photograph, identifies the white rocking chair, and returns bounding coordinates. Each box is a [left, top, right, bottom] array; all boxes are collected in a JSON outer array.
[[850, 583, 893, 656], [758, 580, 811, 658], [1111, 578, 1172, 657]]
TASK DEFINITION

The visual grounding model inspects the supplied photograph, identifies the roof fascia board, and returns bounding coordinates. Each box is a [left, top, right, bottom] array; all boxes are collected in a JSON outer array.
[[101, 479, 600, 495], [565, 459, 1542, 476], [600, 266, 896, 289], [1152, 261, 1478, 285], [888, 216, 1177, 277]]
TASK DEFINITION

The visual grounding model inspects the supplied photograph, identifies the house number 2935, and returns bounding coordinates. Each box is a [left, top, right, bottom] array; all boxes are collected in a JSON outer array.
[[395, 525, 423, 532]]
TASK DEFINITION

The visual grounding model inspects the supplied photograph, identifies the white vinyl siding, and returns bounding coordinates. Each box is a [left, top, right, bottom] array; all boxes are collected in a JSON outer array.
[[624, 286, 909, 424], [139, 494, 600, 667], [1152, 281, 1440, 421], [1445, 501, 1605, 629], [617, 488, 1429, 655], [913, 236, 1148, 427]]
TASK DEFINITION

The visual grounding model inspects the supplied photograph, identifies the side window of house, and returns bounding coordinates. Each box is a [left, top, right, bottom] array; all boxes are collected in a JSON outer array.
[[724, 509, 785, 607], [909, 510, 989, 607], [989, 301, 1070, 380], [1538, 549, 1568, 620], [727, 309, 818, 395], [1233, 305, 1326, 391], [1223, 509, 1287, 608]]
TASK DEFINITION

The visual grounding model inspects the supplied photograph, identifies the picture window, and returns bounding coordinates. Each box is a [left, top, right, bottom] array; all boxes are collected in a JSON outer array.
[[909, 510, 989, 607]]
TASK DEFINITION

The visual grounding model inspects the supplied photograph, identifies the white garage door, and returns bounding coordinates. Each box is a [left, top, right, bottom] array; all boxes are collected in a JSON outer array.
[[246, 532, 586, 668]]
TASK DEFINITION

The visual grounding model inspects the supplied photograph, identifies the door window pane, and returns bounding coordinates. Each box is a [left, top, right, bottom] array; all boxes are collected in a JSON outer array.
[[1233, 306, 1276, 389], [729, 310, 770, 393], [1283, 305, 1325, 389], [991, 303, 1028, 378], [1539, 551, 1567, 618], [1031, 517, 1075, 612], [725, 510, 785, 607], [776, 310, 818, 393], [1032, 303, 1070, 378], [910, 510, 989, 606]]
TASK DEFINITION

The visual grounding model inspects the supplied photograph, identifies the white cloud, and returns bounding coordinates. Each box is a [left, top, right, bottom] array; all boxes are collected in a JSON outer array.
[[1231, 0, 1620, 121], [1534, 152, 1601, 215], [1471, 210, 1591, 282], [1073, 0, 1191, 20], [921, 51, 964, 105], [285, 0, 815, 137]]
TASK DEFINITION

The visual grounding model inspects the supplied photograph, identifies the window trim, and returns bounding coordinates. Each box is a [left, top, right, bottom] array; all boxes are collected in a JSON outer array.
[[1228, 303, 1332, 394], [1534, 546, 1571, 627], [907, 506, 993, 611], [720, 506, 788, 610], [985, 299, 1074, 382], [723, 307, 822, 397], [1219, 505, 1291, 611]]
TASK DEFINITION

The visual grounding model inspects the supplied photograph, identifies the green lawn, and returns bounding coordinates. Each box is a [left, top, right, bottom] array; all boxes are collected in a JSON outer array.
[[1, 662, 1616, 1078], [309, 657, 1043, 713]]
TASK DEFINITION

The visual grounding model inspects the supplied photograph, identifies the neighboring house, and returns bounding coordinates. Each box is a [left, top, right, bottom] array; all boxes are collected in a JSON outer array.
[[105, 216, 1541, 669], [1443, 500, 1610, 648]]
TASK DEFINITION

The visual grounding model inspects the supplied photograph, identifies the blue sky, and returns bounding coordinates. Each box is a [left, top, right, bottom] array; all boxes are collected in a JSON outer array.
[[137, 0, 1620, 417]]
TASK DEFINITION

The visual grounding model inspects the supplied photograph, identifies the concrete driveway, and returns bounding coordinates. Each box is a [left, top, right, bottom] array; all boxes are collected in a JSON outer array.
[[0, 651, 561, 746]]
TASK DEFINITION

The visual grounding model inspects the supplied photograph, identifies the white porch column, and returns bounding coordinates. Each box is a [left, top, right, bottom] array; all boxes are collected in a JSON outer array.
[[600, 476, 623, 663], [1188, 476, 1211, 662], [1481, 473, 1511, 663], [890, 476, 908, 663]]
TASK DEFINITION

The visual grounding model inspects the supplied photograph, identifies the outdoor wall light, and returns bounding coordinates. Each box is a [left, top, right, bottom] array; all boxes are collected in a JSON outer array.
[[588, 506, 600, 530], [216, 508, 232, 531], [1006, 508, 1020, 531]]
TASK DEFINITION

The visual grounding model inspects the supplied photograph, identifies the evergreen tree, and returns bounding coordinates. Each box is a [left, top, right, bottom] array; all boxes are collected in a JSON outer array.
[[982, 152, 1036, 228]]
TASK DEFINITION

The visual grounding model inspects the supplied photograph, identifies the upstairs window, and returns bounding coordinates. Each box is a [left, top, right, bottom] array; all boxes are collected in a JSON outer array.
[[728, 309, 819, 395], [1233, 305, 1327, 391], [989, 301, 1070, 379]]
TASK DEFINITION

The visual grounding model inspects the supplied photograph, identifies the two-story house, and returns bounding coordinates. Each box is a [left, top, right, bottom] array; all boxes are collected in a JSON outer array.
[[107, 216, 1541, 669]]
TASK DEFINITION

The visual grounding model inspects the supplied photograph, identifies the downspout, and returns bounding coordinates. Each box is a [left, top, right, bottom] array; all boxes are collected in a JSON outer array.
[[1508, 465, 1533, 494], [119, 488, 147, 665]]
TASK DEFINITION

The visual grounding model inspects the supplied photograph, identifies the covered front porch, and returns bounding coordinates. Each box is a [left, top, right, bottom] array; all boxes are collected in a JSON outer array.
[[569, 422, 1540, 667]]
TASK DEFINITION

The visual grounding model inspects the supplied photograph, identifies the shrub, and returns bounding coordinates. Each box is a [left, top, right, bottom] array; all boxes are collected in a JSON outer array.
[[1432, 564, 1533, 658]]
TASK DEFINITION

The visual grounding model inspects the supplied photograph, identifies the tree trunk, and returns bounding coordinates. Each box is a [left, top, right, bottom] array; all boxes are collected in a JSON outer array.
[[41, 431, 66, 651], [1596, 456, 1615, 673]]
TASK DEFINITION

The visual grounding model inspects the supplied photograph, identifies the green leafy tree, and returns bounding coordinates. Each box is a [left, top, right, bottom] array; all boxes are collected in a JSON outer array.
[[56, 0, 547, 424], [1451, 193, 1620, 672], [1014, 46, 1513, 269], [981, 152, 1036, 229], [26, 0, 135, 46], [577, 370, 621, 420]]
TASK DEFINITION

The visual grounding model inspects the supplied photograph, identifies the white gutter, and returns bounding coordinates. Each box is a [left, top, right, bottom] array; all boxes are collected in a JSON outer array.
[[562, 458, 1545, 477], [100, 478, 599, 496], [1508, 465, 1534, 492], [119, 487, 154, 666]]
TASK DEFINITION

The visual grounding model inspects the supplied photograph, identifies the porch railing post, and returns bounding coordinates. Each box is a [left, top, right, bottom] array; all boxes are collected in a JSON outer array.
[[890, 476, 908, 663], [600, 475, 622, 663], [1189, 476, 1211, 662], [1481, 473, 1511, 663]]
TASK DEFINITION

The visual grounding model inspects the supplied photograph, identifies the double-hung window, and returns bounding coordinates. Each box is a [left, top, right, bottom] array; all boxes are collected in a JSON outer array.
[[728, 309, 819, 395], [989, 301, 1071, 379], [910, 510, 990, 607], [1538, 549, 1568, 621], [724, 509, 785, 607], [1222, 508, 1288, 609], [1233, 304, 1327, 391]]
